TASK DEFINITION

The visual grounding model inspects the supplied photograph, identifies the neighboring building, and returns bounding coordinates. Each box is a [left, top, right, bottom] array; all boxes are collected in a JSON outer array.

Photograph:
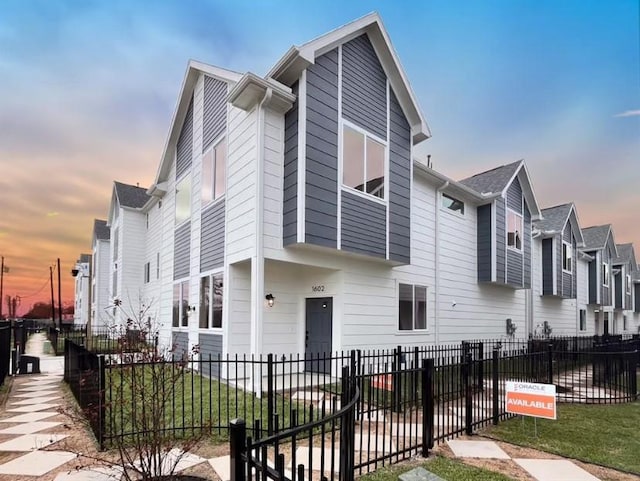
[[531, 203, 585, 336], [581, 225, 618, 334], [72, 254, 91, 326], [106, 181, 151, 327], [91, 219, 111, 329], [612, 243, 638, 333]]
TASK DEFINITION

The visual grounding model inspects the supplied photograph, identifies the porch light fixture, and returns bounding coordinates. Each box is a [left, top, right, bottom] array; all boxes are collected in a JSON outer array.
[[265, 294, 275, 307]]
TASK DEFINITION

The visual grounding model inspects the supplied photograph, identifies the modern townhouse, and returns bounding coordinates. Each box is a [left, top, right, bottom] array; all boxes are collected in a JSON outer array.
[[72, 253, 91, 326], [612, 243, 639, 333], [580, 225, 618, 334], [90, 219, 111, 328], [531, 203, 587, 336]]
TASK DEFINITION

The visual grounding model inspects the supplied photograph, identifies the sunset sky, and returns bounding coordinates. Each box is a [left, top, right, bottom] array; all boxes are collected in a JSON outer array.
[[0, 0, 638, 315]]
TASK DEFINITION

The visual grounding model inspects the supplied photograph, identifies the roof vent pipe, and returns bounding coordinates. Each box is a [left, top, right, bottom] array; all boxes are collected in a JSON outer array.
[[427, 154, 432, 169]]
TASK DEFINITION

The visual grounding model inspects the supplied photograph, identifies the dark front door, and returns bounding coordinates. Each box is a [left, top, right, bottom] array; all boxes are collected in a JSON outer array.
[[305, 297, 333, 373]]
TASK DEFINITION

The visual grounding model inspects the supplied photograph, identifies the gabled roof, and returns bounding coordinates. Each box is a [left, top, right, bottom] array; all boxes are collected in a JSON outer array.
[[151, 60, 243, 190], [534, 203, 585, 246], [581, 225, 618, 258], [114, 181, 150, 209], [459, 160, 542, 220], [613, 243, 635, 266], [77, 254, 91, 264], [93, 219, 110, 241], [267, 12, 430, 145]]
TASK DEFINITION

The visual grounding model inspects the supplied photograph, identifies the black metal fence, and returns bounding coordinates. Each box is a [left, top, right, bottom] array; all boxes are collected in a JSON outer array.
[[49, 325, 157, 356], [0, 321, 11, 386]]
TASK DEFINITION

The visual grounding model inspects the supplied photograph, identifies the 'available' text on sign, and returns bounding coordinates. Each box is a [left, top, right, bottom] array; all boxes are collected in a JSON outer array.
[[505, 381, 556, 420]]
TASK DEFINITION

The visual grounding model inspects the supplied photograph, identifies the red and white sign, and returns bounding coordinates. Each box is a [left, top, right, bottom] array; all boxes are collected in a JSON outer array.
[[505, 381, 556, 420], [371, 374, 393, 391]]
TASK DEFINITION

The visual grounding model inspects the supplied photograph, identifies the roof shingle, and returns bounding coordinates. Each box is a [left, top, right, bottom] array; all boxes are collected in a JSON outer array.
[[459, 160, 522, 195], [93, 219, 110, 240], [534, 203, 572, 233], [114, 181, 149, 209], [581, 225, 611, 250]]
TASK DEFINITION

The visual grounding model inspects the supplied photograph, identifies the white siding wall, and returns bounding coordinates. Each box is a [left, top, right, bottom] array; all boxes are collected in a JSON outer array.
[[142, 201, 163, 323], [531, 238, 578, 335], [263, 110, 285, 257], [92, 239, 112, 328], [158, 163, 176, 347], [119, 209, 147, 316], [227, 261, 251, 356]]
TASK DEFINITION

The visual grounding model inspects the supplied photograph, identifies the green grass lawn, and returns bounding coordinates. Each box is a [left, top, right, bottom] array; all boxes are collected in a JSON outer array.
[[485, 402, 640, 474], [360, 456, 514, 481]]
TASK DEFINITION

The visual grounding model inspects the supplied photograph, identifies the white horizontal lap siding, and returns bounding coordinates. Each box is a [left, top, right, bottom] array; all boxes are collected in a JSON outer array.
[[263, 262, 301, 355], [120, 209, 147, 315], [94, 240, 112, 328], [227, 262, 251, 356], [225, 106, 257, 263], [436, 190, 525, 342], [263, 110, 284, 255], [143, 204, 163, 321], [159, 163, 177, 347]]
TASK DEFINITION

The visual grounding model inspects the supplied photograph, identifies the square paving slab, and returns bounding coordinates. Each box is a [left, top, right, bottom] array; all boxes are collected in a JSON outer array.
[[0, 411, 59, 423], [446, 440, 510, 459], [208, 455, 231, 481], [13, 390, 58, 399], [11, 395, 61, 406], [18, 383, 60, 392], [0, 450, 76, 476], [131, 448, 205, 476], [514, 459, 601, 481], [0, 433, 68, 451], [8, 402, 60, 412], [288, 446, 340, 473], [0, 420, 62, 434], [22, 379, 60, 387]]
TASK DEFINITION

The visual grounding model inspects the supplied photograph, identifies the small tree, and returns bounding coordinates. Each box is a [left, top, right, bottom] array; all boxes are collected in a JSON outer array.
[[64, 298, 209, 480]]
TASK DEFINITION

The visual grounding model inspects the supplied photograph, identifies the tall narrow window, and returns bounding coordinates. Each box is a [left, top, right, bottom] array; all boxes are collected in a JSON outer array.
[[579, 309, 586, 331], [172, 284, 180, 327], [181, 281, 189, 327], [562, 242, 572, 272], [173, 281, 189, 328], [199, 276, 210, 329], [175, 176, 191, 224], [113, 227, 119, 261], [212, 273, 223, 328], [626, 274, 631, 294], [144, 262, 150, 284], [202, 138, 226, 204], [342, 125, 385, 199], [507, 210, 523, 251], [602, 262, 609, 286], [398, 283, 427, 331], [156, 252, 160, 279]]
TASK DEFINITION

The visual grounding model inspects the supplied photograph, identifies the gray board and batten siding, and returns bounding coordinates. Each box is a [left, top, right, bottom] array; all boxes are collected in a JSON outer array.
[[199, 333, 223, 378], [523, 205, 531, 289], [505, 178, 523, 288], [176, 96, 193, 179], [201, 200, 225, 271], [304, 47, 339, 248], [174, 221, 191, 280], [203, 76, 227, 152], [283, 82, 299, 246]]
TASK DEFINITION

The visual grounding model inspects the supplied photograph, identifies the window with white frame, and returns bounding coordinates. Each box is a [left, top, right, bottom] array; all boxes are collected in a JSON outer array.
[[113, 227, 119, 261], [441, 192, 464, 215], [172, 280, 189, 328], [342, 124, 385, 199], [562, 241, 572, 272], [623, 314, 628, 331], [156, 252, 160, 279], [602, 262, 609, 286], [175, 175, 191, 225], [398, 283, 427, 331], [202, 138, 226, 204], [144, 262, 150, 284], [579, 309, 586, 331], [199, 273, 223, 329], [506, 209, 523, 251], [626, 274, 631, 294]]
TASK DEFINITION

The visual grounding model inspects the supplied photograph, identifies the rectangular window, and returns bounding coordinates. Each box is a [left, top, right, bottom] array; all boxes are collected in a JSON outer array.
[[113, 227, 119, 261], [623, 315, 628, 331], [342, 125, 385, 200], [506, 209, 523, 251], [398, 283, 427, 331], [626, 274, 631, 294], [579, 309, 586, 331], [198, 273, 224, 329], [175, 175, 191, 224], [201, 138, 226, 204], [172, 280, 189, 328], [156, 252, 160, 279], [562, 242, 572, 272], [144, 262, 150, 284], [602, 262, 609, 286], [442, 193, 464, 215]]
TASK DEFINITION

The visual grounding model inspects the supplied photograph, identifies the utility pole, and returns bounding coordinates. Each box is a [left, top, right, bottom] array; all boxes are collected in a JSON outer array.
[[50, 266, 56, 327], [57, 258, 63, 330]]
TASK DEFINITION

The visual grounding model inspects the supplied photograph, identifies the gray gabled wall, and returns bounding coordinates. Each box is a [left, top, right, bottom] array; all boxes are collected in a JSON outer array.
[[283, 82, 299, 246], [305, 48, 338, 248], [174, 221, 191, 279], [200, 200, 225, 271], [176, 96, 193, 179], [523, 203, 531, 289], [341, 191, 386, 258], [203, 76, 227, 152]]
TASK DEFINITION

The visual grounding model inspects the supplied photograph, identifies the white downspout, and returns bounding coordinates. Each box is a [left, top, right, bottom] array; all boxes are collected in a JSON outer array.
[[434, 181, 449, 345], [251, 88, 273, 359]]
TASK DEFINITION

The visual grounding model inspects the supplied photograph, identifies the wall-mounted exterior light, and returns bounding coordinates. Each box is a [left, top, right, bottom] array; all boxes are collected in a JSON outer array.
[[265, 294, 275, 307]]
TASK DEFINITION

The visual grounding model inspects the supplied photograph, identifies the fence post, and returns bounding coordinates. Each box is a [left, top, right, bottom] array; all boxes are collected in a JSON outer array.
[[229, 418, 247, 481], [267, 353, 274, 436], [413, 346, 419, 404], [547, 342, 554, 385], [492, 348, 499, 425], [392, 346, 402, 413], [421, 358, 434, 457], [628, 351, 638, 401], [63, 338, 69, 382], [98, 354, 106, 451], [463, 352, 473, 435], [339, 365, 355, 481], [478, 342, 485, 391]]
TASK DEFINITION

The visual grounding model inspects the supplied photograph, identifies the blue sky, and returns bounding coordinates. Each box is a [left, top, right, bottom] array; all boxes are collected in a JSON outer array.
[[0, 0, 638, 309]]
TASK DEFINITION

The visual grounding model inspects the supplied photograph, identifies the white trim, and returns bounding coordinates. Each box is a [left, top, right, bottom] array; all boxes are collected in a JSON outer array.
[[562, 240, 572, 274], [342, 118, 388, 145], [201, 135, 227, 208], [296, 70, 307, 243], [340, 185, 387, 205], [506, 207, 524, 254], [174, 172, 193, 228], [396, 281, 429, 332], [440, 191, 465, 218], [337, 45, 343, 250], [602, 261, 610, 287], [491, 201, 497, 283], [197, 271, 224, 330]]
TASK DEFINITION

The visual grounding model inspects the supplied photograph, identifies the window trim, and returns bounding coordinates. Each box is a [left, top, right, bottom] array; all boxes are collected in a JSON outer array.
[[602, 261, 609, 287], [397, 282, 428, 332], [339, 120, 388, 205], [441, 192, 465, 216], [201, 135, 227, 210], [172, 279, 190, 329], [562, 241, 572, 273], [144, 262, 150, 284], [198, 270, 224, 331], [174, 172, 192, 228], [506, 208, 524, 253], [626, 274, 632, 295]]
